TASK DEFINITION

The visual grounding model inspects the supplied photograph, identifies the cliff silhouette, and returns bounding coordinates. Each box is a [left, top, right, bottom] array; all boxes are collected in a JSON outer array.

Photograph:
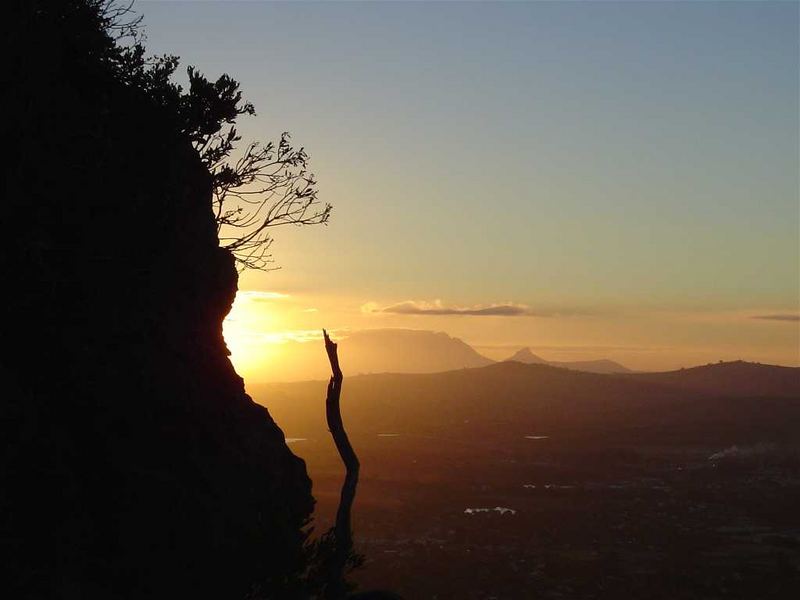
[[2, 2, 314, 597]]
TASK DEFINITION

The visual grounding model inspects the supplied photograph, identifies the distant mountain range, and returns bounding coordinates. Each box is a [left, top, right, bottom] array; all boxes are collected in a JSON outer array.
[[255, 360, 800, 443], [250, 327, 791, 382], [325, 329, 633, 376], [256, 329, 495, 381], [504, 347, 632, 374], [335, 330, 633, 376]]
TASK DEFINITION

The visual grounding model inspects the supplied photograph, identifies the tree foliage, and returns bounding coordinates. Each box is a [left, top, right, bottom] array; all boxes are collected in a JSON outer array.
[[97, 0, 331, 271]]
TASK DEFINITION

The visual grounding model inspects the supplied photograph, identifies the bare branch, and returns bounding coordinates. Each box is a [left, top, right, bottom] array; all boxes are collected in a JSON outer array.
[[322, 330, 359, 599], [204, 131, 329, 271]]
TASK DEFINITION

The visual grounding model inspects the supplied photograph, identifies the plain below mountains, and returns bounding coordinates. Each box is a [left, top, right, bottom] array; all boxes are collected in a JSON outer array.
[[254, 359, 800, 600], [255, 360, 800, 446]]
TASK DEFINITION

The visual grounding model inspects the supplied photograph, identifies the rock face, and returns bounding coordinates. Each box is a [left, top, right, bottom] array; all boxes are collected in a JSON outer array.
[[1, 3, 314, 598]]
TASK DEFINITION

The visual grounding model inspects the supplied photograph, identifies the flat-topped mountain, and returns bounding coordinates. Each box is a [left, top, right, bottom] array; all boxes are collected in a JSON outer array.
[[343, 329, 495, 373], [256, 328, 496, 381]]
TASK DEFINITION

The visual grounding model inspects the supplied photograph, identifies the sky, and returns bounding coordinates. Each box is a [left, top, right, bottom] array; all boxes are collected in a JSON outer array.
[[139, 0, 799, 379]]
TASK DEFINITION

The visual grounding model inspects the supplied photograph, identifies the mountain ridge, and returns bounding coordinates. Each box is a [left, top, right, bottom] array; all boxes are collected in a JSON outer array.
[[254, 359, 800, 446], [504, 346, 633, 374], [254, 328, 798, 382], [341, 358, 799, 396]]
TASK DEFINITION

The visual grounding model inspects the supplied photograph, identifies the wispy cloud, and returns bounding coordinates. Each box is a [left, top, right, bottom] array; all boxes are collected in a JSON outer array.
[[752, 314, 800, 322], [228, 329, 340, 344], [263, 330, 325, 343], [237, 290, 290, 302], [363, 299, 542, 317]]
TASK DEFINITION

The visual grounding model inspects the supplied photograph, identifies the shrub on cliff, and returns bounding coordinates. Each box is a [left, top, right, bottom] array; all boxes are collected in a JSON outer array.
[[87, 0, 332, 271]]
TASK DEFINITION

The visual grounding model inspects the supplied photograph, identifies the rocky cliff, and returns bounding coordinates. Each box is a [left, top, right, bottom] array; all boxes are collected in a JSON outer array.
[[1, 2, 314, 598]]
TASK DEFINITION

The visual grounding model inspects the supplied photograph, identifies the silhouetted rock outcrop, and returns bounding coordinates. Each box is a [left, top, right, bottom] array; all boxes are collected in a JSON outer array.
[[1, 3, 313, 598]]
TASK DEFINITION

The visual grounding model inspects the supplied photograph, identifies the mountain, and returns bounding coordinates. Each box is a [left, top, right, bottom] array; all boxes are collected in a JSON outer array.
[[255, 332, 635, 382], [504, 347, 633, 374], [256, 359, 800, 448], [627, 360, 800, 398], [506, 347, 549, 364], [254, 328, 495, 381], [342, 329, 494, 374]]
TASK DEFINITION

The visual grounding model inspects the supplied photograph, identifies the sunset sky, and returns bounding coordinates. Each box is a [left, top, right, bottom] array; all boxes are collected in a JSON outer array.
[[140, 0, 799, 379]]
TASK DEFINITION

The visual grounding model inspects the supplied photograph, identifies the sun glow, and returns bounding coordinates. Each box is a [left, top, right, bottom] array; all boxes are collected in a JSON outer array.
[[223, 291, 286, 377], [222, 290, 330, 379]]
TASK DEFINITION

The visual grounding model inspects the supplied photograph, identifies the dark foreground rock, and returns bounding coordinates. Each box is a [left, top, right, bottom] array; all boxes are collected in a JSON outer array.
[[1, 3, 314, 598]]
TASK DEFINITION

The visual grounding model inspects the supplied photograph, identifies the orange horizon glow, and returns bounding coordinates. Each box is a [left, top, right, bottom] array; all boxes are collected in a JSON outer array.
[[223, 290, 800, 383]]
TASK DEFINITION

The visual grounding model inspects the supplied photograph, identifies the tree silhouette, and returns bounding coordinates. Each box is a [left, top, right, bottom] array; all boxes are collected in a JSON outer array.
[[100, 0, 331, 271]]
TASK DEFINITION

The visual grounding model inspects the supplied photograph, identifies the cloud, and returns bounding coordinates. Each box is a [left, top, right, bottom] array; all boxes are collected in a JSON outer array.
[[752, 314, 800, 322], [262, 329, 325, 344], [237, 290, 290, 302], [233, 329, 344, 344], [363, 299, 541, 317]]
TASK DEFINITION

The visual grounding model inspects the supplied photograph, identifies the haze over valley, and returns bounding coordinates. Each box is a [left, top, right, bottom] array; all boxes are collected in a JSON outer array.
[[226, 327, 645, 382], [253, 360, 800, 599]]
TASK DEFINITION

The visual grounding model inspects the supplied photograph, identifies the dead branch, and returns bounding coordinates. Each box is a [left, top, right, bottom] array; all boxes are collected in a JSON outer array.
[[323, 329, 359, 599]]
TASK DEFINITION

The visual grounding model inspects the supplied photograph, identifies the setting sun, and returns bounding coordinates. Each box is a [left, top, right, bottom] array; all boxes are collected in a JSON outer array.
[[223, 291, 288, 377]]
